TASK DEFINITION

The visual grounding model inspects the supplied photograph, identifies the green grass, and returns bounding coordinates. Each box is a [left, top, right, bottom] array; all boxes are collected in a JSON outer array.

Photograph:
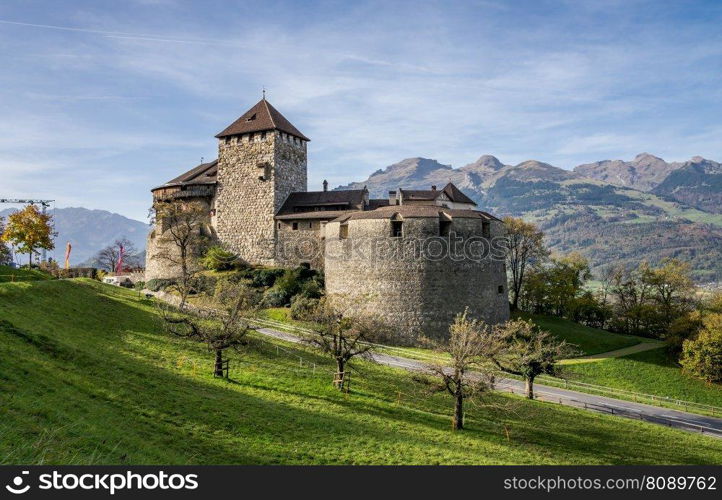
[[1, 280, 721, 465], [516, 313, 647, 355], [563, 348, 722, 408], [0, 264, 52, 283]]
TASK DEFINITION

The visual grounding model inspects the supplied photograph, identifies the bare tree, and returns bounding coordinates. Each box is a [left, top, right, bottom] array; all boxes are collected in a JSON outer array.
[[159, 279, 259, 376], [503, 216, 549, 311], [301, 299, 379, 391], [491, 319, 580, 400], [95, 237, 141, 272], [420, 310, 503, 430], [150, 200, 211, 309]]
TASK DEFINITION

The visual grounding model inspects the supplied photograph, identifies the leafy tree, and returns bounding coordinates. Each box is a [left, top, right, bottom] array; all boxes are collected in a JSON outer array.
[[200, 246, 239, 271], [95, 237, 141, 272], [641, 258, 695, 332], [420, 310, 501, 430], [150, 200, 211, 309], [159, 279, 259, 376], [680, 313, 722, 384], [520, 253, 591, 318], [1, 205, 55, 266], [491, 319, 580, 399], [0, 217, 11, 265], [503, 216, 549, 311]]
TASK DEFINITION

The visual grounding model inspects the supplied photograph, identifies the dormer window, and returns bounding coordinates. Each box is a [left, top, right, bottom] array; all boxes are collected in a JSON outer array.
[[247, 113, 257, 121]]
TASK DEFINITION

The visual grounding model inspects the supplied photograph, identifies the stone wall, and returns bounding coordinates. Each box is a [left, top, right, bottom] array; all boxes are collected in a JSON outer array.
[[324, 216, 509, 343], [215, 131, 307, 266], [145, 197, 214, 280], [275, 219, 326, 269]]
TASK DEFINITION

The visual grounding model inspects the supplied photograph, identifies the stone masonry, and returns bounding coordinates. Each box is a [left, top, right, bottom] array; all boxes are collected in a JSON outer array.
[[215, 131, 307, 267]]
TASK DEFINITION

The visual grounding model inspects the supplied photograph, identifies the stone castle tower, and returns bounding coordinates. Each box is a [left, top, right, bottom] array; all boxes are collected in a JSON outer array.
[[214, 98, 309, 266]]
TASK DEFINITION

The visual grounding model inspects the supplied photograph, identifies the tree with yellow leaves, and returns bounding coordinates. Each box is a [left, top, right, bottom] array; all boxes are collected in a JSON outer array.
[[1, 205, 55, 266]]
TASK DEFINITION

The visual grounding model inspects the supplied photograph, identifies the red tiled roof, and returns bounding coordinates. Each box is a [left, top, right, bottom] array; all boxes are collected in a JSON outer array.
[[215, 99, 310, 141]]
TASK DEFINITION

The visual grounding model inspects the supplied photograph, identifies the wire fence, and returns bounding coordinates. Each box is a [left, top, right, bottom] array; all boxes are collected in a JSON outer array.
[[149, 291, 722, 437], [535, 375, 722, 417], [251, 316, 722, 418]]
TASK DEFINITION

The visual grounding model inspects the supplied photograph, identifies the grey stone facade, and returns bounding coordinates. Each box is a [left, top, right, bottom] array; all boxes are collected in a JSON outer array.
[[216, 131, 307, 266], [324, 215, 510, 342]]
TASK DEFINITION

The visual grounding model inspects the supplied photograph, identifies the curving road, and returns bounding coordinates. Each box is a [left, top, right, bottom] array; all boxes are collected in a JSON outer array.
[[255, 327, 722, 439]]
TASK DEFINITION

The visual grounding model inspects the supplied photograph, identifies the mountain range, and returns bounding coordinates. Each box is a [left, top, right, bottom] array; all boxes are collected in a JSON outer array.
[[2, 153, 719, 281], [0, 207, 148, 266], [338, 153, 722, 282]]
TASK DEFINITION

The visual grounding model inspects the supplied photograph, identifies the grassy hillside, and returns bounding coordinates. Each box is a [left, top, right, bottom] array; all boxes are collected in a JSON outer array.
[[1, 280, 721, 465], [563, 348, 722, 408], [516, 313, 645, 355], [0, 265, 52, 283]]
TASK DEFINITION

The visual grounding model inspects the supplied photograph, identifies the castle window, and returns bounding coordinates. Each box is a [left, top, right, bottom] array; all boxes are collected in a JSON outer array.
[[439, 220, 452, 237], [339, 223, 349, 239], [292, 222, 298, 231], [498, 285, 504, 294], [391, 220, 403, 238], [277, 222, 281, 229], [482, 221, 491, 238], [248, 132, 254, 142], [261, 131, 267, 140], [258, 162, 271, 181]]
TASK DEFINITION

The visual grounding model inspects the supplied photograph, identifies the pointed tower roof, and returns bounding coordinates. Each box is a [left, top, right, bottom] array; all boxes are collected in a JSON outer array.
[[215, 99, 310, 141]]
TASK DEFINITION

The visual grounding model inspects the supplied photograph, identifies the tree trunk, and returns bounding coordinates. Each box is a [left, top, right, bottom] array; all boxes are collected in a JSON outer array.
[[525, 376, 535, 400], [453, 392, 464, 430], [334, 359, 345, 390], [214, 349, 224, 377]]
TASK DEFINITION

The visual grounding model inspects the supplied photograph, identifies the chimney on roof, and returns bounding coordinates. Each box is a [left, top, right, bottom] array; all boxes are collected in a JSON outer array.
[[431, 185, 437, 191], [322, 179, 328, 192]]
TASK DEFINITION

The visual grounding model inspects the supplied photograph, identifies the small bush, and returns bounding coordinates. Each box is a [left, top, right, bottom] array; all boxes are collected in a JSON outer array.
[[262, 286, 290, 307], [200, 246, 239, 271], [250, 268, 285, 288], [299, 276, 324, 299], [133, 281, 146, 291], [146, 278, 176, 292], [191, 275, 218, 295], [290, 295, 319, 320]]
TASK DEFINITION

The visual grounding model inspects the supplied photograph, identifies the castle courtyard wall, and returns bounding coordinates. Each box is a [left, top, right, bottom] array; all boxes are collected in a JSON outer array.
[[324, 216, 510, 343]]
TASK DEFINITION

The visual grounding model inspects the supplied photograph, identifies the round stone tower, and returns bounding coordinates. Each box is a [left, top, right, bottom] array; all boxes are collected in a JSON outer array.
[[324, 205, 510, 343]]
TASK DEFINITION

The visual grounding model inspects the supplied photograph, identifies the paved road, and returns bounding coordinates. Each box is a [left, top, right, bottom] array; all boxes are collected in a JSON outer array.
[[255, 327, 722, 438]]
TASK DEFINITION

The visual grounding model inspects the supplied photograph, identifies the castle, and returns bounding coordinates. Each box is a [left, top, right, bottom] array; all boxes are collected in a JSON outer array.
[[146, 98, 510, 339]]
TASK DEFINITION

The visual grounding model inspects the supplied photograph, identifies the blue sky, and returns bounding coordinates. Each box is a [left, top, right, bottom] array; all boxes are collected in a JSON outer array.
[[1, 0, 721, 221]]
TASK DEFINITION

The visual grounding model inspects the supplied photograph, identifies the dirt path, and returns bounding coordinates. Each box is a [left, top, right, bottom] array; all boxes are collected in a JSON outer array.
[[560, 342, 664, 365]]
